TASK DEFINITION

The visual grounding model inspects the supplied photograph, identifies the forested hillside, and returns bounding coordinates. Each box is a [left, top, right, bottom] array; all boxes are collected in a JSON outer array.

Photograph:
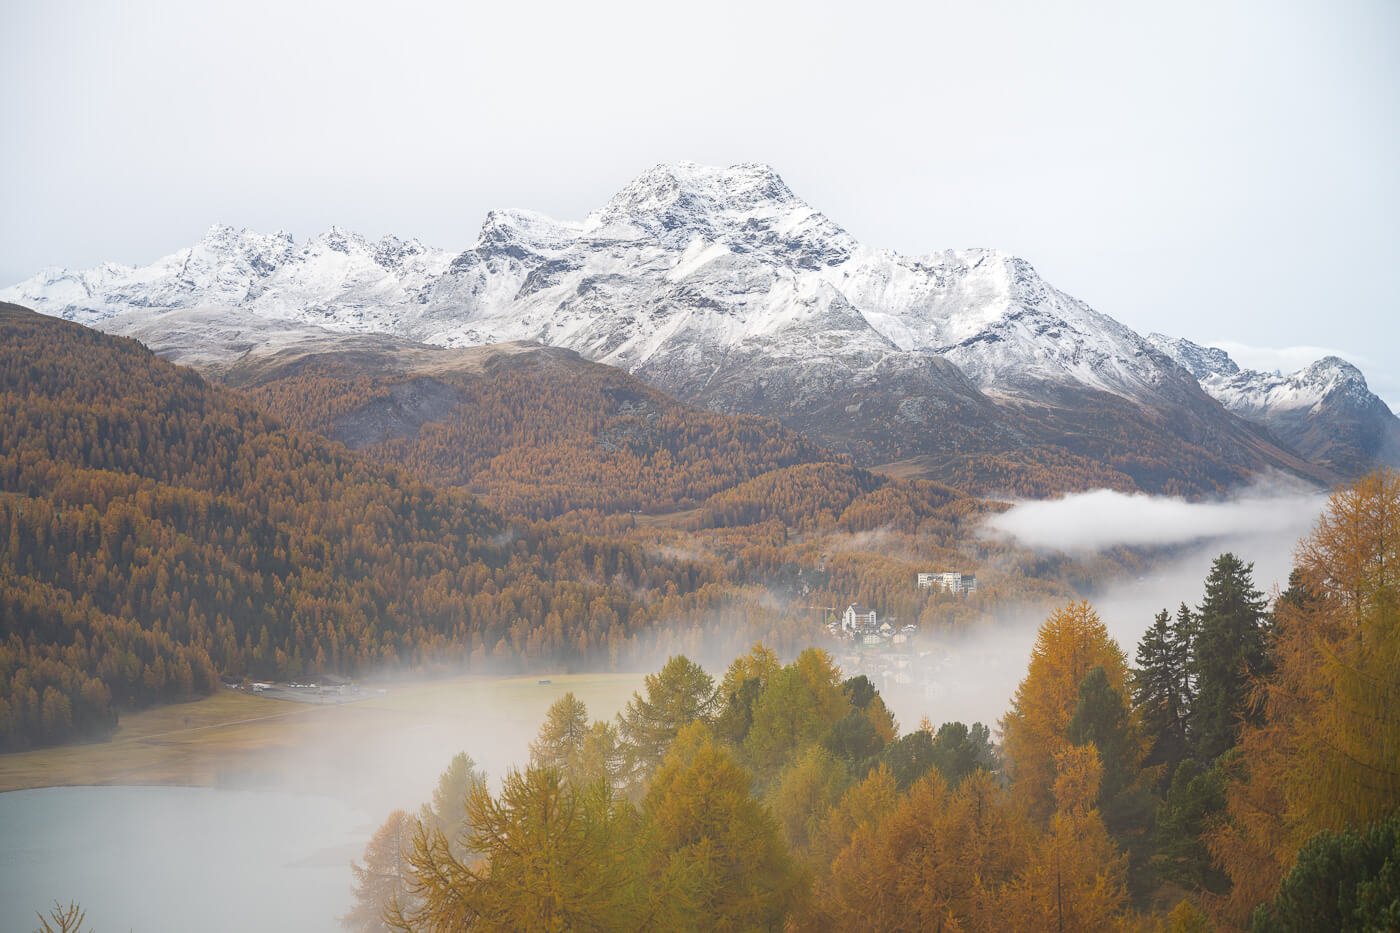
[[221, 336, 1119, 639], [0, 306, 1193, 756], [0, 306, 728, 750], [223, 336, 825, 519]]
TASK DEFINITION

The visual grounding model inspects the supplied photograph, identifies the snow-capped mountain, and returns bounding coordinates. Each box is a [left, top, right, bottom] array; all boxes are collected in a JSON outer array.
[[3, 163, 1176, 404], [4, 224, 453, 333], [2, 162, 1350, 491], [1148, 335, 1400, 475]]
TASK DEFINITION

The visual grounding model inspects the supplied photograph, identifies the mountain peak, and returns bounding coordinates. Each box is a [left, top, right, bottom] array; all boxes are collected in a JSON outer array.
[[1146, 334, 1241, 380], [625, 160, 793, 203], [1301, 355, 1366, 390], [584, 161, 800, 237]]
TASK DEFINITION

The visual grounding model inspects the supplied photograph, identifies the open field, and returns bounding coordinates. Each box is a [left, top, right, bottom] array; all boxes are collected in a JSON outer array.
[[0, 673, 647, 809]]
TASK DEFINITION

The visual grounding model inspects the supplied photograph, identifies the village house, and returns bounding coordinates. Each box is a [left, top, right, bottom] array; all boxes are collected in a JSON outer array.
[[841, 603, 879, 634]]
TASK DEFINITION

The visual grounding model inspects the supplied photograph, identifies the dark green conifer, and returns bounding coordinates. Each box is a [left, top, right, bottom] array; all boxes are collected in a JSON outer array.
[[1189, 553, 1268, 762]]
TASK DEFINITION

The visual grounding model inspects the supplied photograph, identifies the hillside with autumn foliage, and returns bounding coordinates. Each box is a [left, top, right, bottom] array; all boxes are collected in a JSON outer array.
[[0, 307, 1157, 754], [222, 335, 826, 519], [222, 341, 1150, 635], [0, 306, 749, 750]]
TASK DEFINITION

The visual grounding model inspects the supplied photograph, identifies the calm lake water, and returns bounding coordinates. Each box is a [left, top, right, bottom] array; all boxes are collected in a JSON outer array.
[[0, 785, 370, 932]]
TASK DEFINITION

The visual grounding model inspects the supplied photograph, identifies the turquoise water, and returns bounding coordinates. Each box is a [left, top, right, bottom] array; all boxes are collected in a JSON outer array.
[[0, 785, 370, 932]]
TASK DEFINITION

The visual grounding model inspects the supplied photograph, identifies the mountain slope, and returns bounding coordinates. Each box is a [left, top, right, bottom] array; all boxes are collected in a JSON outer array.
[[2, 162, 1339, 494], [1148, 335, 1400, 476], [218, 332, 827, 518]]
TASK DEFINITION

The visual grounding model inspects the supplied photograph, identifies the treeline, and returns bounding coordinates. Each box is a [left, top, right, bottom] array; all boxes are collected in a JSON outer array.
[[350, 472, 1400, 930], [236, 348, 825, 519]]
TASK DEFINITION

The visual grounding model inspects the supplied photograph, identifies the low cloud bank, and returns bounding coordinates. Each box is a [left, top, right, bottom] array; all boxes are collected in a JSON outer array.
[[984, 484, 1327, 553], [897, 482, 1335, 728]]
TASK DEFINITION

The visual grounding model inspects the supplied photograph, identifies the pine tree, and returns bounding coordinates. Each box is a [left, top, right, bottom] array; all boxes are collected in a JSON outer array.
[[927, 721, 997, 789], [1190, 553, 1268, 762], [1152, 757, 1230, 895], [878, 728, 937, 791], [1133, 608, 1190, 783], [1251, 814, 1400, 932], [1067, 666, 1153, 838]]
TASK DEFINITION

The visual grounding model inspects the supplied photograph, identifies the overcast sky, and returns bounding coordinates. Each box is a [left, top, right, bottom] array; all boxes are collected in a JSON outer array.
[[3, 1, 1397, 403]]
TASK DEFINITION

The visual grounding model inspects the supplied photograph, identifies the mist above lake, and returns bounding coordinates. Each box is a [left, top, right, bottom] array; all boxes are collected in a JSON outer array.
[[0, 786, 365, 933]]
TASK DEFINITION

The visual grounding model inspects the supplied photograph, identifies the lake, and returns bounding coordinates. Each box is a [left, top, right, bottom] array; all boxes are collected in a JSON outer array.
[[0, 785, 369, 932], [0, 673, 652, 931]]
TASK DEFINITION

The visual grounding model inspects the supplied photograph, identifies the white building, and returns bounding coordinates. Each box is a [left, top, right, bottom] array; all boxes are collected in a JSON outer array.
[[916, 572, 978, 594], [842, 603, 878, 633]]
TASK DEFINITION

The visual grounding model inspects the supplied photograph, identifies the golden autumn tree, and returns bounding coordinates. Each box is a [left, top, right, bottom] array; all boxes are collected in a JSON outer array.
[[743, 648, 849, 778], [393, 767, 644, 931], [419, 752, 486, 859], [997, 744, 1130, 931], [803, 762, 901, 883], [344, 809, 420, 933], [528, 693, 590, 775], [812, 767, 1033, 931], [714, 643, 781, 746], [1210, 469, 1400, 926], [766, 744, 851, 854], [1000, 601, 1132, 821], [641, 722, 805, 929], [618, 655, 716, 789]]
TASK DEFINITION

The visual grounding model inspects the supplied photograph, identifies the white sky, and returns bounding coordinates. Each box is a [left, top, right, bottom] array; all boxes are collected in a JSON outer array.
[[2, 1, 1397, 404]]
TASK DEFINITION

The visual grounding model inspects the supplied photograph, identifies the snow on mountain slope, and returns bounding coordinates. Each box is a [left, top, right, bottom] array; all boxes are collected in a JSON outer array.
[[3, 162, 1182, 406], [0, 161, 1348, 489], [1147, 335, 1377, 415], [3, 224, 452, 334], [1148, 335, 1400, 473], [407, 163, 1189, 422], [1140, 334, 1239, 381]]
